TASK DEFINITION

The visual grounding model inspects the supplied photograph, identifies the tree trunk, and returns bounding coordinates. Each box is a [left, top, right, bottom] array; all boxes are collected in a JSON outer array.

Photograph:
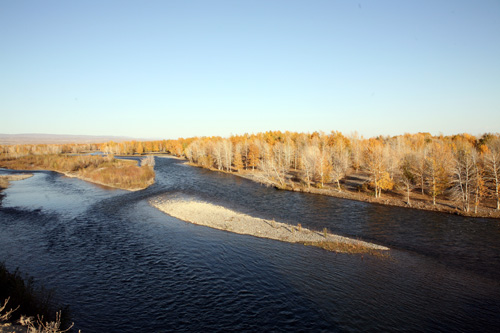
[[432, 180, 436, 205], [496, 183, 499, 210], [406, 185, 411, 206]]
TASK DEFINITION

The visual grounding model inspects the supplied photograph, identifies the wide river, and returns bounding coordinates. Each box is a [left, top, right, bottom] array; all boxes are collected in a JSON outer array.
[[1, 157, 499, 332]]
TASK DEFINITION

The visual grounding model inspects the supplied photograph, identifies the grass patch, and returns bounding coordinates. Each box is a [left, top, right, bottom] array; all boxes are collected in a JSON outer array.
[[303, 240, 390, 258]]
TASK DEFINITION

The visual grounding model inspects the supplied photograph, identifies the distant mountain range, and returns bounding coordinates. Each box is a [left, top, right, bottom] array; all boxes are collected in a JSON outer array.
[[0, 133, 136, 145]]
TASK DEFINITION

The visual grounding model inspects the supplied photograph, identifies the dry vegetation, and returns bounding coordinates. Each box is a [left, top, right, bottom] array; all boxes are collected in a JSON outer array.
[[0, 263, 74, 332], [303, 240, 389, 258], [179, 132, 500, 218], [2, 131, 499, 217], [144, 131, 497, 219], [0, 174, 33, 190], [0, 154, 154, 191]]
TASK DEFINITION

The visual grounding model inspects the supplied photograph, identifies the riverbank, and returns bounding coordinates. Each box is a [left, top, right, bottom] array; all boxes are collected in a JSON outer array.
[[183, 160, 500, 219], [0, 155, 154, 191], [150, 196, 389, 255], [242, 171, 500, 219]]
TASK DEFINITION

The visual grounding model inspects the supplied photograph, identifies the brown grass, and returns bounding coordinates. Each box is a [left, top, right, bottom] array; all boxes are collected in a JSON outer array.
[[0, 262, 74, 332], [303, 240, 390, 258], [0, 178, 9, 190], [0, 175, 33, 193], [0, 154, 155, 190]]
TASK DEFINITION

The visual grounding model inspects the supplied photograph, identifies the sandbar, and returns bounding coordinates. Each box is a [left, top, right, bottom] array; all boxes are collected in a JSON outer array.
[[150, 196, 389, 254]]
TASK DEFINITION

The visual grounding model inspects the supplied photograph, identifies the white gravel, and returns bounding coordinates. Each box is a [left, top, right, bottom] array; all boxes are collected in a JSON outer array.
[[150, 196, 389, 252]]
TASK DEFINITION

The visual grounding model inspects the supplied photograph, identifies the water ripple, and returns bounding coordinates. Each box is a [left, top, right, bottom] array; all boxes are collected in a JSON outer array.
[[0, 157, 499, 331]]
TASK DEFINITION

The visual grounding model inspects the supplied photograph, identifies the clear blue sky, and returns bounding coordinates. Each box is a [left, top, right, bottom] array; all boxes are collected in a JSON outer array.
[[1, 0, 499, 139]]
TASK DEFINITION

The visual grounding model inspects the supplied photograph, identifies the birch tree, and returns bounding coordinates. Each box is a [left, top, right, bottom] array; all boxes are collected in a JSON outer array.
[[221, 139, 233, 172], [451, 143, 477, 212], [363, 139, 394, 198], [348, 131, 363, 171], [471, 151, 485, 214], [257, 143, 288, 188], [283, 138, 296, 171], [484, 139, 500, 210], [300, 144, 318, 189], [414, 147, 428, 195], [330, 140, 350, 191], [425, 142, 452, 205], [314, 147, 331, 188], [399, 153, 417, 206], [233, 143, 244, 171], [246, 141, 260, 170], [212, 141, 224, 171]]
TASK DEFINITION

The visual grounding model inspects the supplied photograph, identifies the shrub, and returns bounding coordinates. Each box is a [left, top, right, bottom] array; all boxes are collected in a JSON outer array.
[[0, 263, 72, 330]]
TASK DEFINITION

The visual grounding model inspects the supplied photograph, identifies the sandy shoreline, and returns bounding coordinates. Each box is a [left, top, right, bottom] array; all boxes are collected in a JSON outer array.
[[150, 196, 389, 254]]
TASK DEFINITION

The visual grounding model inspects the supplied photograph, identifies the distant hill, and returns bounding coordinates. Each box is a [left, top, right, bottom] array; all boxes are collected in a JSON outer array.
[[0, 133, 136, 145]]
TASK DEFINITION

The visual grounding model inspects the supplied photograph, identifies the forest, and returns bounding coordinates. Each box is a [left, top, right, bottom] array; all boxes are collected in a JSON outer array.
[[1, 131, 499, 216]]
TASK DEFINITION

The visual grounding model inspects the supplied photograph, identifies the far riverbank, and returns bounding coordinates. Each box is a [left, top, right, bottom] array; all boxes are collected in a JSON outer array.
[[181, 160, 500, 219]]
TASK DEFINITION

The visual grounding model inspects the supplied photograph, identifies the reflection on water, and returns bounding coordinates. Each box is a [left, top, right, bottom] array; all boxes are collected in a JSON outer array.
[[1, 158, 499, 332]]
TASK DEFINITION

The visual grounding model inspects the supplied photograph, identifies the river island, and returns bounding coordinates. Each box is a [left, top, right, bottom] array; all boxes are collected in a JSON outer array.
[[150, 196, 389, 255], [0, 154, 155, 191]]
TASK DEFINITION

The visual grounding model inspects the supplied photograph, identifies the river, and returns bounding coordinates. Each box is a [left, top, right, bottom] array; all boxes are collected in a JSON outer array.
[[1, 157, 499, 332]]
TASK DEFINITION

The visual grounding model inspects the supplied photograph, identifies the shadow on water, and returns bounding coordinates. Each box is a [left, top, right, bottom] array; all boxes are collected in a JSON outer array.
[[1, 157, 500, 332]]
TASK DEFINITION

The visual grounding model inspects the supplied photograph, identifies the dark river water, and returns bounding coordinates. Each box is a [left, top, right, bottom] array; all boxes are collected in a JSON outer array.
[[1, 157, 499, 332]]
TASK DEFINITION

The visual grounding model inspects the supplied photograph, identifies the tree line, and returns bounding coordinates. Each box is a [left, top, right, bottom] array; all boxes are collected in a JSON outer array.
[[0, 139, 187, 158], [182, 131, 500, 213], [1, 131, 499, 213]]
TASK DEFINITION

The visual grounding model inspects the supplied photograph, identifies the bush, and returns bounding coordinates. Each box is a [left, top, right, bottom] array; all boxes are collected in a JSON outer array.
[[0, 262, 72, 330]]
